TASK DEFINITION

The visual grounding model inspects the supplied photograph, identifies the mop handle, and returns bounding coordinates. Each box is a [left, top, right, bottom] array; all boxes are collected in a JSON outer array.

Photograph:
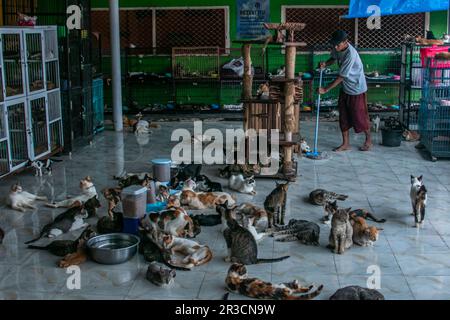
[[313, 69, 324, 153]]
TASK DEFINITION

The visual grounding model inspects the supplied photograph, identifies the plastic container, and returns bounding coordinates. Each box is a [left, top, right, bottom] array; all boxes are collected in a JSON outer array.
[[152, 159, 172, 183], [122, 218, 140, 236], [122, 185, 147, 219], [146, 180, 157, 204], [382, 129, 402, 147]]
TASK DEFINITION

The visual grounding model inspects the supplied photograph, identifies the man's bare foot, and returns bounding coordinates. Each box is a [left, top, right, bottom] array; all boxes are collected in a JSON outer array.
[[359, 143, 373, 152], [332, 145, 351, 152]]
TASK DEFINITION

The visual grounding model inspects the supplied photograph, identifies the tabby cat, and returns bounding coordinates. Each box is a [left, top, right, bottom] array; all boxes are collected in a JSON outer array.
[[328, 207, 353, 254], [264, 182, 289, 227], [309, 189, 348, 206], [225, 263, 323, 300], [146, 262, 176, 287], [329, 286, 384, 300], [324, 201, 386, 224], [218, 202, 289, 265], [269, 219, 320, 245]]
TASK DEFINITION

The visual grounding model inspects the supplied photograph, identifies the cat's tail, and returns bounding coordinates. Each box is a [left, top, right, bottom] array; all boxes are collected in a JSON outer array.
[[24, 232, 46, 245], [222, 292, 230, 300], [366, 213, 386, 223], [27, 245, 48, 250], [286, 285, 324, 300], [334, 193, 349, 201], [256, 256, 290, 264]]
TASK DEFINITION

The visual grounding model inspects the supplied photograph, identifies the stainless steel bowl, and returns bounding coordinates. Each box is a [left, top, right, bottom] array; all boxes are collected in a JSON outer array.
[[86, 233, 140, 265]]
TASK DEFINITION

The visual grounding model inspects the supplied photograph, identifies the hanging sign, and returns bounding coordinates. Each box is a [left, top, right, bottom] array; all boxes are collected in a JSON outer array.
[[237, 0, 270, 40]]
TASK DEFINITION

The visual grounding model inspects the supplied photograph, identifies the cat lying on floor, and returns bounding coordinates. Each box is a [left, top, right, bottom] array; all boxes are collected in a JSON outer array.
[[140, 206, 196, 238], [161, 234, 213, 269], [170, 164, 202, 189], [180, 188, 236, 210], [309, 189, 348, 206], [146, 262, 176, 287], [229, 174, 256, 195], [351, 216, 382, 247], [194, 175, 223, 192], [329, 286, 384, 300], [46, 176, 97, 208], [7, 183, 48, 212], [269, 219, 320, 245], [226, 263, 323, 300]]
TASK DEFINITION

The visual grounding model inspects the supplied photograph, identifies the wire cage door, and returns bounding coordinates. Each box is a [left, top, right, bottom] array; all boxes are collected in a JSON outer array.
[[0, 104, 10, 176], [5, 99, 29, 170], [1, 31, 26, 100], [27, 94, 50, 159], [24, 30, 46, 95]]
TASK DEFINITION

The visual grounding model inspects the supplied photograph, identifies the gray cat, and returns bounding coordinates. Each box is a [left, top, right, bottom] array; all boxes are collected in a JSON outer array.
[[270, 219, 320, 245], [330, 286, 384, 300], [309, 189, 348, 206], [146, 262, 176, 287], [328, 208, 353, 254], [218, 201, 289, 265]]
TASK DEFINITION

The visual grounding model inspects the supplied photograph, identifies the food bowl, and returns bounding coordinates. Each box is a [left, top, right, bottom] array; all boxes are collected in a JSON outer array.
[[86, 233, 140, 265]]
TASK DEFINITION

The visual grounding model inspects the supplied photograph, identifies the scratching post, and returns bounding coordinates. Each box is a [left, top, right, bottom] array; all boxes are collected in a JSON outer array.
[[242, 44, 253, 100], [283, 45, 297, 174]]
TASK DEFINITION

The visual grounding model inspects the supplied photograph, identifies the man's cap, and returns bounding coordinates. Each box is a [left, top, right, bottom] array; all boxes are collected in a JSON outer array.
[[330, 30, 348, 46]]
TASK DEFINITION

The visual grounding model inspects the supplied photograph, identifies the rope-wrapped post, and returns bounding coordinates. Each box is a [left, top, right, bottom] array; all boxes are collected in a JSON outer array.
[[242, 44, 253, 100], [283, 45, 297, 173]]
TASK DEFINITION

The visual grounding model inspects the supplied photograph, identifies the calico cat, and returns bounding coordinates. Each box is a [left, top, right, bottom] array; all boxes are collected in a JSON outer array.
[[229, 174, 256, 195], [328, 208, 353, 254], [46, 176, 97, 208], [29, 158, 62, 177], [161, 234, 213, 269], [101, 187, 122, 219], [97, 211, 124, 234], [180, 190, 236, 210], [264, 182, 290, 227], [269, 219, 320, 245], [309, 189, 348, 206], [170, 164, 202, 189], [234, 203, 269, 232], [218, 202, 289, 265], [226, 263, 323, 300], [413, 185, 427, 228], [410, 175, 426, 223], [27, 226, 96, 256], [146, 262, 176, 287], [195, 175, 223, 192], [216, 204, 266, 240], [351, 217, 382, 247], [219, 164, 261, 179], [330, 286, 384, 300], [323, 201, 386, 224], [7, 183, 48, 212], [140, 207, 195, 238]]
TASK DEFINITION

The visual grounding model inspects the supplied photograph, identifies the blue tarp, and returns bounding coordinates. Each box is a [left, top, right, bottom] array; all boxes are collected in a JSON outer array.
[[345, 0, 449, 18]]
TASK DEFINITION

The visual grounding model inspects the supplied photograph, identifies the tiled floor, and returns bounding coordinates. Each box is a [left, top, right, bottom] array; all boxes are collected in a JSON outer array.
[[1, 120, 450, 300]]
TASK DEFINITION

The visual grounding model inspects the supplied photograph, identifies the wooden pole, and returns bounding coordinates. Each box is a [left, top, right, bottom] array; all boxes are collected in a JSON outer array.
[[242, 44, 253, 100], [283, 45, 297, 174]]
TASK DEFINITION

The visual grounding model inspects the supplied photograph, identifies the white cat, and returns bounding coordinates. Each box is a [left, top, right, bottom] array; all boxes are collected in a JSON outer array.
[[7, 184, 48, 212], [371, 115, 381, 133], [229, 174, 256, 195], [46, 176, 97, 208], [243, 216, 267, 241], [300, 139, 311, 153], [161, 234, 212, 269]]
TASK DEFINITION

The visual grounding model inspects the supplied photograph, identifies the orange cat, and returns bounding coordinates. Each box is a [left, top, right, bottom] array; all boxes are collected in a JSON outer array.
[[180, 190, 235, 210], [350, 216, 382, 247]]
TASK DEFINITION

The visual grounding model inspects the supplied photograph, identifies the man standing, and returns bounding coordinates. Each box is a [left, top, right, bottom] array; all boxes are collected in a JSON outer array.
[[318, 30, 372, 152]]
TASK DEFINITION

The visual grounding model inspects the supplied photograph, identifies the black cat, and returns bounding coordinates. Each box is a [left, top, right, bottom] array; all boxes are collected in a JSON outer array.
[[194, 175, 223, 192], [170, 164, 202, 188]]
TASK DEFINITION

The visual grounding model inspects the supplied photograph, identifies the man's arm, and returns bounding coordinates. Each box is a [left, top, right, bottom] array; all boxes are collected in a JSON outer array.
[[319, 58, 337, 69], [318, 76, 344, 94]]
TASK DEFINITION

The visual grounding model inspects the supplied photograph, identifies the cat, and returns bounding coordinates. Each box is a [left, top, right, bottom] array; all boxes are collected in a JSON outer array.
[[269, 219, 320, 245], [0, 227, 4, 244], [140, 206, 195, 238], [146, 262, 176, 287], [191, 214, 222, 227], [410, 175, 426, 219], [101, 187, 122, 219], [257, 82, 270, 99], [216, 204, 266, 240], [330, 286, 384, 300], [28, 158, 62, 177], [350, 217, 382, 247], [24, 198, 100, 244], [328, 207, 353, 254], [27, 226, 96, 256], [403, 130, 420, 142], [46, 176, 97, 208], [229, 174, 256, 195], [133, 113, 152, 134], [117, 173, 153, 189], [371, 115, 381, 133], [156, 185, 170, 203], [413, 185, 427, 228], [415, 36, 444, 46], [161, 234, 213, 269], [264, 182, 290, 227], [218, 201, 289, 265], [234, 203, 269, 232], [226, 263, 323, 300], [309, 189, 348, 206], [97, 211, 124, 234], [241, 216, 267, 242], [300, 138, 311, 153], [323, 201, 386, 224], [58, 248, 88, 268], [219, 164, 260, 179], [170, 164, 202, 189], [180, 190, 236, 210], [7, 183, 48, 212], [194, 175, 223, 192]]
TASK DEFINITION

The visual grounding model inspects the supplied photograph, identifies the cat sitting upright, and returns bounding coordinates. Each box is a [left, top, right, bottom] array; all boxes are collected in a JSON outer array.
[[46, 176, 97, 208], [264, 182, 290, 227], [7, 183, 47, 212], [328, 207, 353, 254], [229, 174, 256, 195]]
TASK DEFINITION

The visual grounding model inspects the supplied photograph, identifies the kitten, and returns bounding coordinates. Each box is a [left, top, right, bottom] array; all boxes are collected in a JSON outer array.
[[7, 183, 48, 212], [140, 207, 195, 238], [218, 201, 289, 265], [101, 187, 122, 219], [330, 286, 384, 300], [180, 190, 236, 210], [328, 207, 353, 254], [146, 262, 176, 287], [410, 175, 425, 217], [309, 189, 348, 206], [226, 263, 323, 300], [229, 174, 256, 195], [195, 175, 223, 192], [161, 234, 213, 269], [264, 182, 290, 227], [413, 185, 427, 228], [29, 158, 62, 177], [269, 219, 320, 245], [350, 217, 382, 247], [97, 211, 124, 234], [46, 176, 97, 208], [27, 226, 96, 256], [257, 82, 270, 99]]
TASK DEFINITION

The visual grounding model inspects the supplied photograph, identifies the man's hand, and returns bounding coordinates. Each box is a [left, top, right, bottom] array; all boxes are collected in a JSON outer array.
[[318, 61, 327, 69], [317, 87, 328, 95]]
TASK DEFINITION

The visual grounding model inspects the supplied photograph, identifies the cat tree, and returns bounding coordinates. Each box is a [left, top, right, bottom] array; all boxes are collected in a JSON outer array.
[[235, 22, 306, 181]]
